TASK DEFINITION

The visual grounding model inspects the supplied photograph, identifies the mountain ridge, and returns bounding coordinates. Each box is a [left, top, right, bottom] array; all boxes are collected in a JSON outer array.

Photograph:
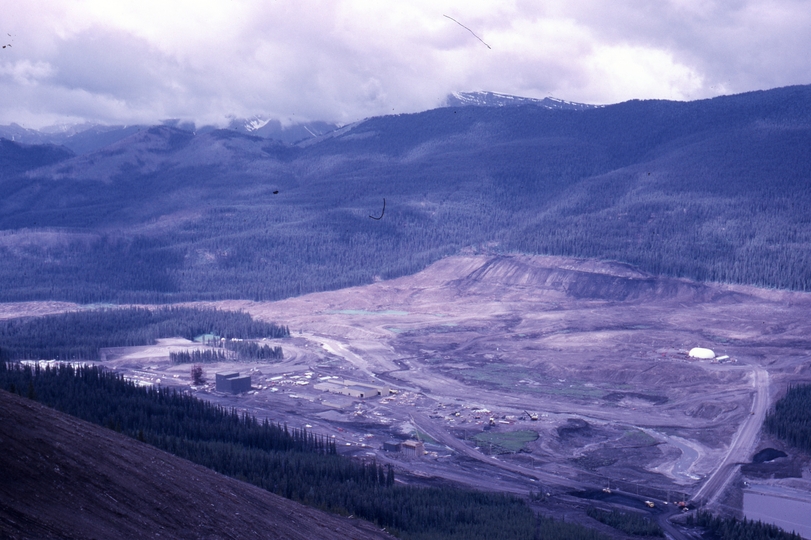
[[0, 118, 339, 155], [0, 89, 601, 155], [444, 90, 600, 110], [0, 84, 809, 303]]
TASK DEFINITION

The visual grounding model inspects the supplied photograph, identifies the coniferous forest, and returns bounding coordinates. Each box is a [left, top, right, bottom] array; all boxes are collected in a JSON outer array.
[[584, 507, 664, 537], [765, 384, 811, 453], [0, 307, 289, 361], [169, 342, 284, 363], [686, 510, 802, 540], [169, 349, 229, 363], [0, 361, 608, 540], [222, 339, 285, 360]]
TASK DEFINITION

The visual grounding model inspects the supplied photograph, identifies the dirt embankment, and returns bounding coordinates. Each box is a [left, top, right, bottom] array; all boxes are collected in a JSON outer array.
[[0, 390, 390, 540]]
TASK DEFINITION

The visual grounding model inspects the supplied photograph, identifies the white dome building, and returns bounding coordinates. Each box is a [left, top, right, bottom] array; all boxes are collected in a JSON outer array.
[[689, 347, 715, 359]]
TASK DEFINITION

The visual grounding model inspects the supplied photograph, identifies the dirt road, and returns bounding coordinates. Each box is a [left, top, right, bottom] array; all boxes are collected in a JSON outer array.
[[691, 366, 770, 505]]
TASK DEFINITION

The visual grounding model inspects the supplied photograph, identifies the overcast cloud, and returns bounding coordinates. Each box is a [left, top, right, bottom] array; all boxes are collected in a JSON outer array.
[[2, 0, 810, 128]]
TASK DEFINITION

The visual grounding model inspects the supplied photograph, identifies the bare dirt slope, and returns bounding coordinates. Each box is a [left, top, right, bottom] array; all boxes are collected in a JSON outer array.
[[0, 390, 390, 540], [183, 254, 811, 501]]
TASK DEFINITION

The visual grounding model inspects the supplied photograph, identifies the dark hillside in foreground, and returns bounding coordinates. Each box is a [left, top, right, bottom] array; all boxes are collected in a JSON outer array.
[[0, 389, 391, 540], [0, 85, 809, 302]]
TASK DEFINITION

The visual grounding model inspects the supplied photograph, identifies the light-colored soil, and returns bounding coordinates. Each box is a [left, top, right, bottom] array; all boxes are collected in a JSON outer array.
[[0, 301, 83, 320]]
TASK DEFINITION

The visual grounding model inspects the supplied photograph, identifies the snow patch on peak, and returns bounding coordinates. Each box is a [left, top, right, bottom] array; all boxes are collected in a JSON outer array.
[[445, 91, 601, 111], [245, 117, 271, 132]]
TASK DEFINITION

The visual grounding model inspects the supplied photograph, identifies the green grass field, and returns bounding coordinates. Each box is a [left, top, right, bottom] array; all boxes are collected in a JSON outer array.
[[473, 430, 539, 453]]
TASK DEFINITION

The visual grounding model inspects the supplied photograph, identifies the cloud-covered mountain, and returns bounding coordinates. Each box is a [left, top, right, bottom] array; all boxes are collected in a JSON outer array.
[[1, 90, 590, 155], [0, 118, 340, 156], [227, 117, 340, 144], [0, 85, 809, 303], [0, 123, 147, 156], [6, 2, 811, 129]]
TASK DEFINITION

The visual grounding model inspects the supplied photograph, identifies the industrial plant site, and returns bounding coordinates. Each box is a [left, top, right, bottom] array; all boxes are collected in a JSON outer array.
[[21, 253, 806, 536]]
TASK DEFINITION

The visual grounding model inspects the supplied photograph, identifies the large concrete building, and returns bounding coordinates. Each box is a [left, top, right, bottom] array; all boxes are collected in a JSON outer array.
[[401, 440, 425, 456], [383, 441, 402, 452], [383, 440, 424, 456], [215, 372, 251, 393]]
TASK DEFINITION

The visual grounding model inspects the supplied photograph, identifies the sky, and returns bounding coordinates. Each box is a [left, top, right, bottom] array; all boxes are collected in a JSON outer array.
[[2, 0, 810, 129]]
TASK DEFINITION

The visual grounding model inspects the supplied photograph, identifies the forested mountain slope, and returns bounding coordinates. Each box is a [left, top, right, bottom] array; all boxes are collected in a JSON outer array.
[[0, 85, 809, 303]]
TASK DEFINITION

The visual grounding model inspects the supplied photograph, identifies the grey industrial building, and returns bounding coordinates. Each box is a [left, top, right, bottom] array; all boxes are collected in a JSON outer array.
[[215, 372, 251, 393], [402, 440, 425, 456], [383, 440, 424, 456], [383, 441, 402, 452]]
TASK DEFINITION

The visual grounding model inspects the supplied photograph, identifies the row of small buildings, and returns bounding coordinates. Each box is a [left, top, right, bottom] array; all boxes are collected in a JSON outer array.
[[213, 372, 393, 399], [213, 372, 428, 457], [313, 379, 391, 399]]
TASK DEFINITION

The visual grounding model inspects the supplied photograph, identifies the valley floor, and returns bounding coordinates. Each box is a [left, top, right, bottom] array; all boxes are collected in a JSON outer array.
[[5, 254, 811, 529]]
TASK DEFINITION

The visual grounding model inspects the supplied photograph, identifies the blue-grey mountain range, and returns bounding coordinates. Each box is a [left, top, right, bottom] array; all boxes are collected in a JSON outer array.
[[0, 117, 340, 155], [0, 86, 809, 303]]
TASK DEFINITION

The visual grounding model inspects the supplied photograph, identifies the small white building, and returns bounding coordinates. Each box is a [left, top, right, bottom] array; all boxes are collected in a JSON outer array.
[[688, 347, 715, 359]]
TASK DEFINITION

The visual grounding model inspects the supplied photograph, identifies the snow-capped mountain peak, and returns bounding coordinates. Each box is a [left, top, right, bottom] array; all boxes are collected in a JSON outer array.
[[244, 117, 271, 132], [444, 91, 600, 111]]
